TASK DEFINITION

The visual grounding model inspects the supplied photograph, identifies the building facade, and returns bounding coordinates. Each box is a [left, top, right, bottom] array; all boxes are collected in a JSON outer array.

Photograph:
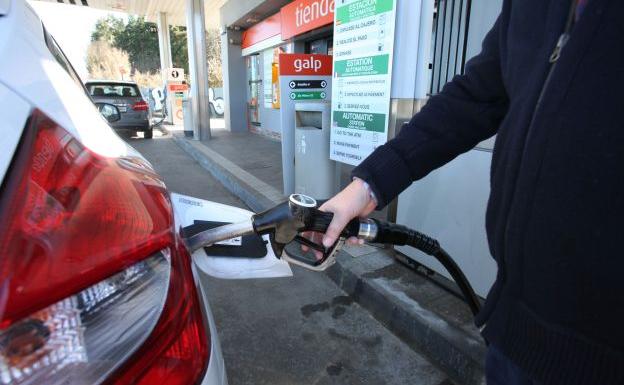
[[219, 0, 503, 297]]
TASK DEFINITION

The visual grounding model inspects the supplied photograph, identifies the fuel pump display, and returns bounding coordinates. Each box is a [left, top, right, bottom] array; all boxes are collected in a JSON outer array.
[[184, 193, 482, 317]]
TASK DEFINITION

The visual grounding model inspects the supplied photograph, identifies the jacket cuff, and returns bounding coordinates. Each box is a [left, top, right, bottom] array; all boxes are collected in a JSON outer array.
[[351, 144, 413, 209]]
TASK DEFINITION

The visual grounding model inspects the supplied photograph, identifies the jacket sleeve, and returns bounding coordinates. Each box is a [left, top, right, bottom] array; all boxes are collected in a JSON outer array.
[[352, 16, 509, 209]]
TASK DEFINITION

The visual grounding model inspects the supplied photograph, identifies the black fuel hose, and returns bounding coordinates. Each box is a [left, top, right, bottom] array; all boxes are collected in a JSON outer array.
[[368, 219, 482, 317]]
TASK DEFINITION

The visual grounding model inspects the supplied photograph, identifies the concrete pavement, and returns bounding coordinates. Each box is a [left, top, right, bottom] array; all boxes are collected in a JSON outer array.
[[125, 128, 453, 385]]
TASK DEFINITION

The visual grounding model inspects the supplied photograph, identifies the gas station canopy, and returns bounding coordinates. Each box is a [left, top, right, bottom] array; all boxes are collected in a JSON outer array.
[[39, 0, 225, 27]]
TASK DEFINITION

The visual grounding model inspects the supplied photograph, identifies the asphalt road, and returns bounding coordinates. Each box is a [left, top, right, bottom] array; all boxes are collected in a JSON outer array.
[[125, 128, 452, 385]]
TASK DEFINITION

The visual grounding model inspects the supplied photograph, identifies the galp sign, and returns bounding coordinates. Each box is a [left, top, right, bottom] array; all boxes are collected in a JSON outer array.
[[295, 57, 322, 72], [279, 54, 333, 76]]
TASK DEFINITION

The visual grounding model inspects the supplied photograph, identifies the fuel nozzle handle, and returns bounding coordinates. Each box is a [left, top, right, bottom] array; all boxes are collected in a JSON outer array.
[[307, 213, 442, 256], [303, 210, 362, 238], [299, 208, 441, 256], [251, 194, 371, 243]]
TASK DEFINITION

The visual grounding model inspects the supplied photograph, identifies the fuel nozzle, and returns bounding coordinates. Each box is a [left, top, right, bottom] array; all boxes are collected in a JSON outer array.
[[251, 194, 318, 247]]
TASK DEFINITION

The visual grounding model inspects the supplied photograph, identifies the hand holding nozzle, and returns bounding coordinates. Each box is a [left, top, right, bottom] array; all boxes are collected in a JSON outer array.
[[300, 178, 377, 259], [251, 194, 377, 271], [184, 193, 378, 271]]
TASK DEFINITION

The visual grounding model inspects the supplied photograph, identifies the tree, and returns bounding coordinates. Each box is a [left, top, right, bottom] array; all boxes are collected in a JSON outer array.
[[170, 26, 189, 74], [89, 16, 222, 86], [91, 15, 124, 45], [91, 16, 161, 74], [113, 16, 160, 73], [86, 40, 131, 80], [206, 28, 223, 87]]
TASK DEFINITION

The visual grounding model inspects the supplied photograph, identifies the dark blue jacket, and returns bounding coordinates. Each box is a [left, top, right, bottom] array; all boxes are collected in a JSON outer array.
[[353, 0, 624, 383]]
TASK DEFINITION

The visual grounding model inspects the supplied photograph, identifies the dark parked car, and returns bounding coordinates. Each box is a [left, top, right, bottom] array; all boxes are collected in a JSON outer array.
[[85, 80, 153, 138]]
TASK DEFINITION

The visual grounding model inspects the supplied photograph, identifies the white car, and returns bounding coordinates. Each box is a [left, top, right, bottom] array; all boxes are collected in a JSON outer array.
[[0, 1, 290, 384]]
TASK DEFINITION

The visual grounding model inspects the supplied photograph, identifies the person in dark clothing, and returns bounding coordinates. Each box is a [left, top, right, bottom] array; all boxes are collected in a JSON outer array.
[[311, 0, 624, 383]]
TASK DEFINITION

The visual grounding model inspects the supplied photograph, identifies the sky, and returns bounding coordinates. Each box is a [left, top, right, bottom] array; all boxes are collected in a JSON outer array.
[[28, 1, 128, 79]]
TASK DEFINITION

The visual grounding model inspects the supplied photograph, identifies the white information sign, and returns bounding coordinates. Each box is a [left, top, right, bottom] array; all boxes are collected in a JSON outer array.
[[330, 0, 397, 165], [167, 68, 185, 82]]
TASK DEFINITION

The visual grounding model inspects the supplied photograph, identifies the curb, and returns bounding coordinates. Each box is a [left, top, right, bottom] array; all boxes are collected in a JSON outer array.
[[172, 134, 283, 212], [172, 134, 486, 384], [327, 251, 486, 385]]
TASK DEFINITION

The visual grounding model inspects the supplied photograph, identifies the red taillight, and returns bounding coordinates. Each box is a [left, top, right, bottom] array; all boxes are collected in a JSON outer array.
[[0, 110, 208, 384], [110, 242, 209, 385], [132, 101, 149, 111]]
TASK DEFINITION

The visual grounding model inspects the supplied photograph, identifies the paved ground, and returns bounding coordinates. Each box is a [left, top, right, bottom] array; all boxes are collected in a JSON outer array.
[[124, 128, 452, 385], [204, 126, 284, 189]]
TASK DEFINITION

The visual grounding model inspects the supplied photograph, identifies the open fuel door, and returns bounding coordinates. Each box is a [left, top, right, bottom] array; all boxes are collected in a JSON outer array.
[[172, 193, 292, 279]]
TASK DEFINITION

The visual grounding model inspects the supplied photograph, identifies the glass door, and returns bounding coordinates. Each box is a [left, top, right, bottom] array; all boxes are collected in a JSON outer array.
[[247, 55, 261, 128]]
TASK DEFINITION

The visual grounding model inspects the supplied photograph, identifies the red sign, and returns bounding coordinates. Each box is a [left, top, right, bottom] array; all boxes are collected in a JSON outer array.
[[280, 0, 335, 40], [168, 84, 188, 92], [241, 13, 281, 49], [279, 54, 333, 76]]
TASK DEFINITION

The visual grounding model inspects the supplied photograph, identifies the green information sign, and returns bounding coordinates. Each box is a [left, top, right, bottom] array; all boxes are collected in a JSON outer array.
[[336, 0, 394, 24], [334, 55, 390, 77], [332, 111, 386, 132], [289, 91, 326, 100]]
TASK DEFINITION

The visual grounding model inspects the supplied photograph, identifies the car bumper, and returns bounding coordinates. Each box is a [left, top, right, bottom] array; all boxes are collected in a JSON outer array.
[[110, 121, 150, 130]]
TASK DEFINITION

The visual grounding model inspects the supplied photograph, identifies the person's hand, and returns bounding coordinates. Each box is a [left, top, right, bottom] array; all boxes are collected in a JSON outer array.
[[302, 178, 377, 259]]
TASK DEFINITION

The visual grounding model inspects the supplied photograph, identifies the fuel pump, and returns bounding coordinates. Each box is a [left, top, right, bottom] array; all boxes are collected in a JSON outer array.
[[184, 193, 482, 317]]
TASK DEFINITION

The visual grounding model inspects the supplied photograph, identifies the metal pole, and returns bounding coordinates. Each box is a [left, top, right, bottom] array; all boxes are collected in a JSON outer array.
[[157, 12, 173, 124], [185, 0, 211, 140], [157, 12, 173, 80]]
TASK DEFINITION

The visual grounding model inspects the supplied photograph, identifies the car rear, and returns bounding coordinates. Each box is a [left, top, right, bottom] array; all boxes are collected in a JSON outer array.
[[0, 1, 224, 383], [85, 81, 152, 138], [0, 107, 210, 385]]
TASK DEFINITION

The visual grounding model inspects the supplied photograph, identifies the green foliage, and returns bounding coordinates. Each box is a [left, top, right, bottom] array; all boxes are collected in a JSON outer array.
[[205, 28, 223, 87], [91, 15, 124, 44], [113, 16, 160, 73], [91, 16, 159, 73], [170, 26, 189, 74], [90, 15, 224, 86]]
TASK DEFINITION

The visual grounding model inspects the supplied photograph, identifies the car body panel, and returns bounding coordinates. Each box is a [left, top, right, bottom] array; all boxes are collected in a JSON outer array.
[[1, 1, 255, 383], [0, 83, 30, 183]]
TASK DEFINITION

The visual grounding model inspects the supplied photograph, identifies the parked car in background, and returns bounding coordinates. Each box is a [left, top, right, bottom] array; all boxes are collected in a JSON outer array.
[[85, 80, 153, 138]]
